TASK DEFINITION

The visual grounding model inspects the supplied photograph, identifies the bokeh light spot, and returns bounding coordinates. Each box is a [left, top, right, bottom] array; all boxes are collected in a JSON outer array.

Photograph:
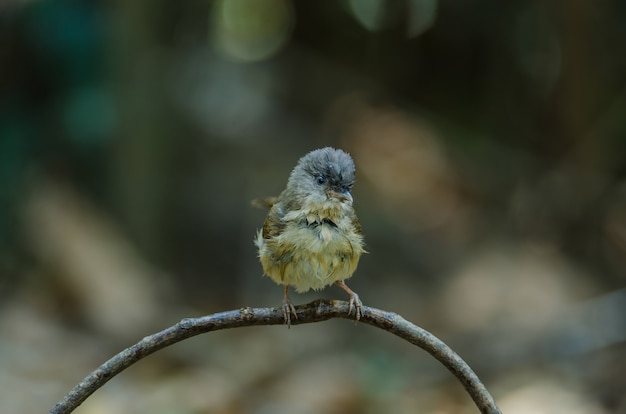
[[211, 0, 294, 62]]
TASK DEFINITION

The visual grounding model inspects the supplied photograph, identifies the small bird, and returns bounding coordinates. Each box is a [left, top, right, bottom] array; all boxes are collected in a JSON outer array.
[[255, 147, 366, 326]]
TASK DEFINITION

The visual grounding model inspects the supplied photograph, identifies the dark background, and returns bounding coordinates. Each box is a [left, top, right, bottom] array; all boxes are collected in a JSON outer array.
[[2, 1, 626, 413]]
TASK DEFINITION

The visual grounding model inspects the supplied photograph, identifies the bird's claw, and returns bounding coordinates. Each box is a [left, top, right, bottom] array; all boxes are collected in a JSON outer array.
[[335, 280, 363, 324], [347, 292, 363, 322], [283, 299, 298, 328]]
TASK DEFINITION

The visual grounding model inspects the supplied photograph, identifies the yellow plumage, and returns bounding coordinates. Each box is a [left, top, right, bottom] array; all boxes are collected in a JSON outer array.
[[256, 200, 364, 292]]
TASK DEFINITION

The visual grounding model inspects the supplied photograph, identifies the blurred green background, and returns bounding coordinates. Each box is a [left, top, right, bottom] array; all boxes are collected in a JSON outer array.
[[2, 1, 626, 413]]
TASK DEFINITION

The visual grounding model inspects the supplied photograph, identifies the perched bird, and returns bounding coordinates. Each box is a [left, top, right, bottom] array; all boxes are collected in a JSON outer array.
[[255, 147, 366, 326]]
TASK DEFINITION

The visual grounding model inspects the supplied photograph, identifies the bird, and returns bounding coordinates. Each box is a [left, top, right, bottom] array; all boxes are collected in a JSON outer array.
[[254, 147, 366, 326]]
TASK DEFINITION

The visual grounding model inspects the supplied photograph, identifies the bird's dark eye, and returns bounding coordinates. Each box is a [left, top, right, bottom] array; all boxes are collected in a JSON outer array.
[[316, 176, 325, 185]]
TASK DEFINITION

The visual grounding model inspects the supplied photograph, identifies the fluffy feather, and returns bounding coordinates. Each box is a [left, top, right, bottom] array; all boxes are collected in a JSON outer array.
[[255, 147, 365, 293]]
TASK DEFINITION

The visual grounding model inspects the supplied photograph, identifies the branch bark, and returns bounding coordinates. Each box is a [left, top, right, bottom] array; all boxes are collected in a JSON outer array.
[[49, 299, 502, 414]]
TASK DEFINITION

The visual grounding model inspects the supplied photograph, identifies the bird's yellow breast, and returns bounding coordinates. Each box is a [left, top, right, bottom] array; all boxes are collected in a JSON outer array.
[[256, 203, 364, 293]]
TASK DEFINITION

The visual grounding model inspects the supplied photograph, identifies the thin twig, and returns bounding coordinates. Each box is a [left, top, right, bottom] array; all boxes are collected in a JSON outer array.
[[49, 299, 502, 414]]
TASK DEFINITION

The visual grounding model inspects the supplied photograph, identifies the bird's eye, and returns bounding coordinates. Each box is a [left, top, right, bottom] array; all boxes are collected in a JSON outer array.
[[316, 176, 325, 185]]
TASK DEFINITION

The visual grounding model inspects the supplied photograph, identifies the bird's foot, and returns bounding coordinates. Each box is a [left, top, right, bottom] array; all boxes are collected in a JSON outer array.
[[282, 287, 298, 327], [347, 292, 363, 321], [283, 299, 298, 327], [335, 280, 363, 322]]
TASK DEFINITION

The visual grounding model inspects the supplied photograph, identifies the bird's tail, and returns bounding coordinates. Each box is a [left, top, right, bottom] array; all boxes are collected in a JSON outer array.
[[251, 197, 278, 209]]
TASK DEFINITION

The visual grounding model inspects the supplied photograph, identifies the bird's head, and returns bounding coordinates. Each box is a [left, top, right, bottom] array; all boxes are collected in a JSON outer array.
[[286, 147, 356, 207]]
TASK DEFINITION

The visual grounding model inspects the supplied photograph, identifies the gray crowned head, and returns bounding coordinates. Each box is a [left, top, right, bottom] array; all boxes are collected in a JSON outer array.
[[286, 147, 356, 205]]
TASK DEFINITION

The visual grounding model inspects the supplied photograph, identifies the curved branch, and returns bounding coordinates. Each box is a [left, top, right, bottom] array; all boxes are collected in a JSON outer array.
[[49, 300, 501, 414]]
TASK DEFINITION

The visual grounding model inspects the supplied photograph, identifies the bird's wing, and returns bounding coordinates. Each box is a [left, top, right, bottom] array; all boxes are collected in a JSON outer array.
[[262, 203, 286, 239]]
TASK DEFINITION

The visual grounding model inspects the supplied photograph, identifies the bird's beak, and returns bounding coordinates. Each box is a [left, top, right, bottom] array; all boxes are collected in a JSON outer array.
[[327, 189, 353, 204]]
